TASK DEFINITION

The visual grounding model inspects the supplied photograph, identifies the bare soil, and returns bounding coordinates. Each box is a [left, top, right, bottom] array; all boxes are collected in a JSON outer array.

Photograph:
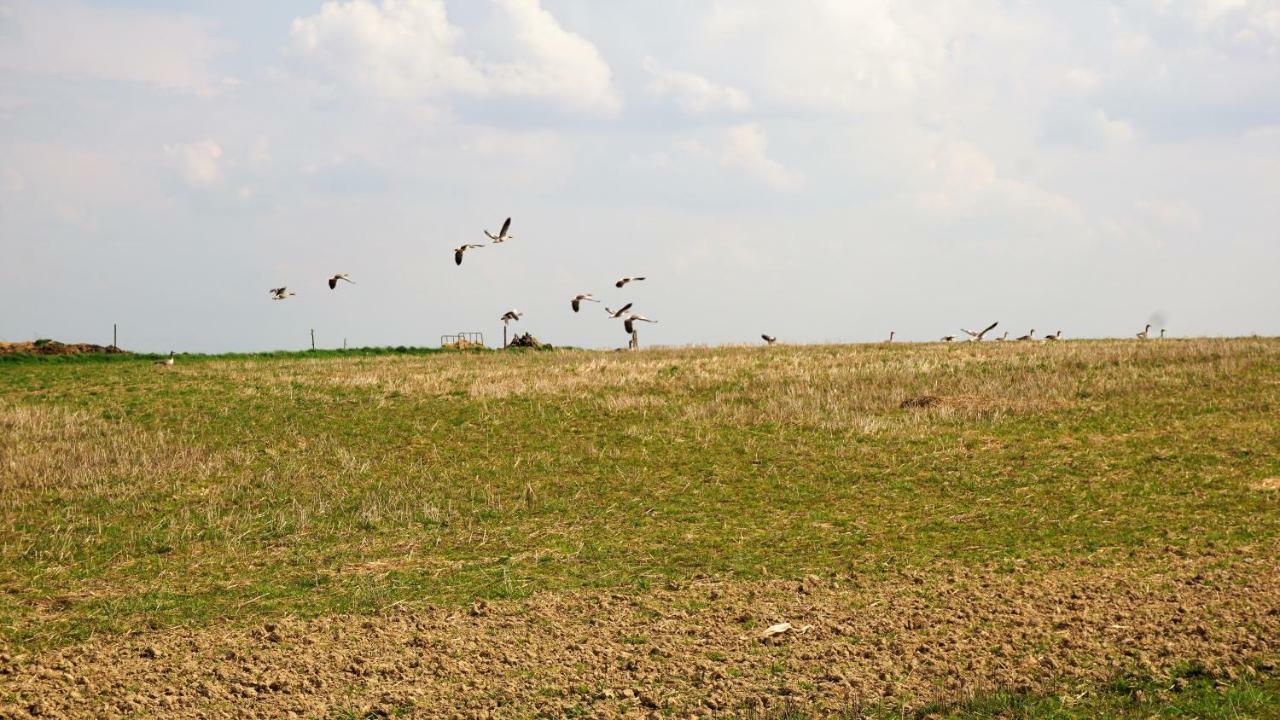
[[2, 553, 1276, 719]]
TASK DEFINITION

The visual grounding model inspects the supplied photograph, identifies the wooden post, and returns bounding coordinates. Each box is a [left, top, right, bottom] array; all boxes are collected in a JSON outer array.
[[310, 328, 315, 350], [112, 323, 117, 349], [503, 325, 508, 348], [630, 329, 639, 350], [343, 338, 347, 350]]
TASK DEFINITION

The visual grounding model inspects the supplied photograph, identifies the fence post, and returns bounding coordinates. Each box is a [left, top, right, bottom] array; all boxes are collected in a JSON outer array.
[[113, 323, 117, 349], [310, 328, 316, 350]]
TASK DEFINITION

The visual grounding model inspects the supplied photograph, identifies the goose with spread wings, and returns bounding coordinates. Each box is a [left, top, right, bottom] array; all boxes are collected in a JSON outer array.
[[454, 244, 484, 266], [761, 334, 778, 345], [269, 287, 295, 300], [605, 303, 633, 319], [615, 276, 645, 288], [485, 217, 514, 243], [328, 273, 355, 289], [961, 321, 999, 341], [500, 310, 523, 325], [570, 293, 600, 313], [622, 313, 658, 335]]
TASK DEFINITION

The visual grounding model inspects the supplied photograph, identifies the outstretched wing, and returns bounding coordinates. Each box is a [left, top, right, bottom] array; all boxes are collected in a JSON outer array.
[[455, 250, 464, 266], [624, 319, 634, 334], [571, 299, 580, 313], [500, 217, 511, 237], [328, 277, 337, 289], [981, 320, 999, 335]]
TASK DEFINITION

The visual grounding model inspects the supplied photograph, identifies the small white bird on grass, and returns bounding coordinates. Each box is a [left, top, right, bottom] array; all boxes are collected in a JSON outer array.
[[615, 276, 645, 288], [485, 217, 514, 243], [500, 310, 523, 325], [269, 287, 295, 300], [570, 293, 600, 313], [454, 244, 485, 266], [328, 273, 355, 289], [605, 303, 633, 319]]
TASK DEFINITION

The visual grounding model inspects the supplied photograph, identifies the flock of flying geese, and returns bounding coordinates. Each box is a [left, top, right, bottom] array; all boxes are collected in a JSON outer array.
[[265, 217, 659, 345], [261, 217, 1172, 351]]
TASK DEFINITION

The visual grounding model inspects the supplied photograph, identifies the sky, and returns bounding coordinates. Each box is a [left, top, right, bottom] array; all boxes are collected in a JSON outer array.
[[1, 0, 1278, 352]]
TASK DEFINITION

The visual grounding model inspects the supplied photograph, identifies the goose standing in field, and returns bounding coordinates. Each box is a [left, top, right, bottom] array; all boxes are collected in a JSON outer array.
[[328, 273, 355, 289], [484, 217, 514, 243], [761, 334, 777, 345], [1137, 324, 1151, 340], [1044, 330, 1063, 341], [500, 310, 523, 325], [886, 330, 895, 343], [1160, 328, 1166, 339], [622, 313, 658, 335], [941, 335, 956, 342], [961, 321, 999, 342], [994, 331, 1009, 342], [269, 287, 295, 300], [605, 303, 633, 319], [570, 293, 600, 313], [615, 276, 645, 289], [1016, 329, 1036, 341], [454, 244, 485, 266], [154, 351, 175, 367]]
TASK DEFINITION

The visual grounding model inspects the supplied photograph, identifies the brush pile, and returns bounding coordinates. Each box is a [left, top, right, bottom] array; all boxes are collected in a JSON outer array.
[[506, 332, 550, 349], [0, 339, 128, 356]]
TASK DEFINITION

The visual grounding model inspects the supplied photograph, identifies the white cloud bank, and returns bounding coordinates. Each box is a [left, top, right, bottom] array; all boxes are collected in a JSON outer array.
[[642, 57, 750, 114], [289, 0, 620, 114]]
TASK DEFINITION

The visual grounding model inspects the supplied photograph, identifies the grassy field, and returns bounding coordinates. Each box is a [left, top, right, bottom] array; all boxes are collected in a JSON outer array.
[[1, 338, 1278, 718]]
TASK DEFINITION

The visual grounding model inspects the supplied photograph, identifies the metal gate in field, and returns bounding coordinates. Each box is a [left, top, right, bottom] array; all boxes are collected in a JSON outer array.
[[440, 332, 485, 349]]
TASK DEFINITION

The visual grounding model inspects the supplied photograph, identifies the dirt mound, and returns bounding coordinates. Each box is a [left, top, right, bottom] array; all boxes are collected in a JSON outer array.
[[506, 332, 550, 349], [0, 339, 127, 356], [2, 555, 1276, 719]]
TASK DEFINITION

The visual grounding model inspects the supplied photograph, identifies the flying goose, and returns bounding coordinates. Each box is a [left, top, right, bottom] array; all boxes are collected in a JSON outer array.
[[615, 276, 646, 288], [605, 303, 633, 319], [484, 217, 514, 243], [269, 287, 295, 300], [1016, 329, 1036, 341], [1137, 324, 1151, 340], [328, 273, 355, 289], [500, 309, 523, 325], [570, 293, 600, 313], [761, 334, 777, 345], [454, 244, 484, 266], [1043, 330, 1063, 341], [961, 321, 999, 342], [154, 351, 175, 367], [622, 313, 658, 335]]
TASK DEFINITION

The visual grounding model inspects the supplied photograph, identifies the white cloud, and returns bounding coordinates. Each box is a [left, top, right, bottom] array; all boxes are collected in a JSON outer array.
[[165, 140, 224, 188], [1093, 109, 1136, 143], [720, 124, 803, 190], [289, 0, 619, 113], [642, 57, 750, 114], [0, 0, 227, 93]]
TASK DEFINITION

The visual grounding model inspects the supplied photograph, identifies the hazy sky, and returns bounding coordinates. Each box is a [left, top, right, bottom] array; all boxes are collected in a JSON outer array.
[[2, 0, 1278, 352]]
